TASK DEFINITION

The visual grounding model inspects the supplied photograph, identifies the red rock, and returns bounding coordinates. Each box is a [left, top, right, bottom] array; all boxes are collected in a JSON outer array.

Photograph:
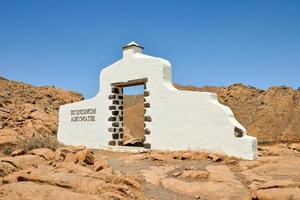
[[257, 180, 300, 190], [161, 178, 250, 199], [0, 155, 46, 170], [17, 165, 106, 193], [54, 162, 94, 175], [253, 188, 300, 200], [30, 148, 55, 161], [21, 121, 35, 137], [75, 148, 94, 165], [0, 161, 17, 177], [0, 129, 17, 146], [11, 149, 26, 157], [207, 165, 239, 183], [64, 153, 78, 163], [179, 170, 208, 180], [207, 153, 223, 162], [0, 181, 101, 200]]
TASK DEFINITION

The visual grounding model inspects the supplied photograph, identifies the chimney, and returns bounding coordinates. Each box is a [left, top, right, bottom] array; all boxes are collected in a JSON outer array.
[[122, 42, 144, 58]]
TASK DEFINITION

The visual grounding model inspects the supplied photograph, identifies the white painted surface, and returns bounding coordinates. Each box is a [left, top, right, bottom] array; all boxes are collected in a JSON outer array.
[[58, 42, 258, 160]]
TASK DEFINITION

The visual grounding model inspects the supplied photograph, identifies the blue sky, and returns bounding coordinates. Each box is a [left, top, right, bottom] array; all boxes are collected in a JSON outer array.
[[1, 0, 299, 98]]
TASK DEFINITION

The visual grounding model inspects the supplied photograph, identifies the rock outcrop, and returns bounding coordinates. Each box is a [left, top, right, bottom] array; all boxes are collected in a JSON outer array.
[[0, 77, 83, 154], [0, 146, 143, 200]]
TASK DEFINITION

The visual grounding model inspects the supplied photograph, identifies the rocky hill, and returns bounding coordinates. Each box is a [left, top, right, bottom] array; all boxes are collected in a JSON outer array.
[[0, 76, 83, 154]]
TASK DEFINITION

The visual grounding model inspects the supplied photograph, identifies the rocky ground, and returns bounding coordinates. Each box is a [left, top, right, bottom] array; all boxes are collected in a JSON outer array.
[[0, 77, 300, 199], [0, 143, 299, 199]]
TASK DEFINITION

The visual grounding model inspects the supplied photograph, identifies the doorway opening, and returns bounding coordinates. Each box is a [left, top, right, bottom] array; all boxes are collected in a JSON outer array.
[[123, 85, 144, 146], [108, 78, 151, 148]]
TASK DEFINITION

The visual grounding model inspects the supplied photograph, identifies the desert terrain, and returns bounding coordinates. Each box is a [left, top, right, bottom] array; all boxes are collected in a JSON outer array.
[[0, 76, 300, 199]]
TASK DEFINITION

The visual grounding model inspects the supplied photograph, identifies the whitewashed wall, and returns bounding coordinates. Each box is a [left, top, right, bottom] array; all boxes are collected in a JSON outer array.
[[58, 42, 258, 160]]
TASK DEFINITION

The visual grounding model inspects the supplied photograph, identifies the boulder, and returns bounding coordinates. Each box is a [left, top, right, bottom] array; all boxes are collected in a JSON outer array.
[[0, 155, 46, 170], [289, 143, 300, 152], [253, 188, 300, 200], [0, 129, 17, 146], [21, 121, 35, 137], [30, 148, 55, 161], [123, 138, 144, 147], [0, 181, 101, 200], [0, 162, 17, 177], [54, 146, 94, 165], [30, 110, 53, 122], [11, 149, 26, 157], [54, 162, 94, 175], [179, 170, 208, 180], [207, 153, 223, 162], [75, 148, 94, 165], [257, 179, 300, 190], [161, 178, 250, 199], [17, 165, 106, 194]]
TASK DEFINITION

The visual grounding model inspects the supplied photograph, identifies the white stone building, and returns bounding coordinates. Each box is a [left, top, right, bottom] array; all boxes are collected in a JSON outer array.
[[58, 42, 258, 160]]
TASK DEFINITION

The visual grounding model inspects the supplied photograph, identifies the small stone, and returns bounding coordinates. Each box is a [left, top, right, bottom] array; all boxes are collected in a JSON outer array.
[[112, 100, 119, 105], [109, 105, 116, 110], [94, 164, 104, 172], [111, 87, 119, 94], [112, 133, 119, 139], [144, 102, 150, 108], [207, 154, 223, 162], [16, 116, 25, 122], [112, 122, 119, 127], [173, 171, 182, 177], [108, 140, 116, 146], [112, 110, 119, 115], [227, 159, 238, 164], [144, 116, 152, 122], [144, 143, 151, 149], [108, 95, 116, 100], [144, 128, 151, 135], [144, 90, 150, 97], [234, 127, 243, 137], [108, 116, 116, 121], [108, 128, 116, 132], [11, 148, 26, 157]]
